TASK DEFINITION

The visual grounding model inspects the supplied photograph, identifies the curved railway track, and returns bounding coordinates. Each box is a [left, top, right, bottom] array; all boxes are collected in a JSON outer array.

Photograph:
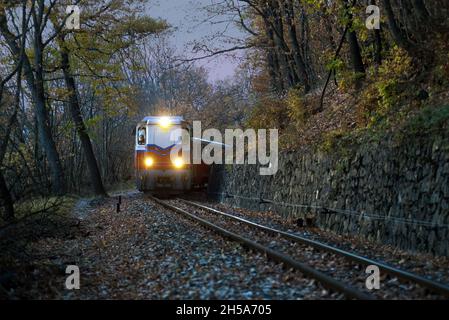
[[150, 196, 449, 300]]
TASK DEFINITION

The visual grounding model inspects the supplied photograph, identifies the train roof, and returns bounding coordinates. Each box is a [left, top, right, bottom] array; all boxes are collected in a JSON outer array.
[[139, 116, 185, 125]]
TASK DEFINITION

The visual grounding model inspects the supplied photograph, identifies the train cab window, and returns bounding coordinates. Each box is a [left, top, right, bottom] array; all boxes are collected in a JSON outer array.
[[171, 128, 183, 143], [147, 125, 182, 148], [137, 127, 146, 145]]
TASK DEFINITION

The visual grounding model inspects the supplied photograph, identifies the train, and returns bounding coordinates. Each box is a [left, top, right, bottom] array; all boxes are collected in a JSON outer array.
[[134, 116, 210, 194]]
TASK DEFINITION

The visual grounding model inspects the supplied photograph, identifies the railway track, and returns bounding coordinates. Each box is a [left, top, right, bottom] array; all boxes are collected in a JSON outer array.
[[180, 199, 449, 298], [150, 195, 374, 300], [150, 196, 449, 300]]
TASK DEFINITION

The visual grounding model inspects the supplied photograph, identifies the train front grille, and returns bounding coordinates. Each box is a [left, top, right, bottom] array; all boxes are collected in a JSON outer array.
[[157, 176, 173, 185]]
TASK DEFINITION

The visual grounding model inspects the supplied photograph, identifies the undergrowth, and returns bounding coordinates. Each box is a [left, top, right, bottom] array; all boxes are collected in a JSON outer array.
[[246, 45, 449, 155]]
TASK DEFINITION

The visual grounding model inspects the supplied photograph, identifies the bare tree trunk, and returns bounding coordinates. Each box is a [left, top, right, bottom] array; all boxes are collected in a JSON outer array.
[[371, 0, 383, 65], [0, 7, 66, 195], [266, 1, 297, 87], [381, 0, 416, 54], [0, 77, 19, 223], [266, 48, 281, 92], [374, 27, 382, 65], [282, 0, 311, 93], [263, 18, 285, 92], [344, 0, 365, 78], [58, 35, 107, 196], [0, 171, 14, 222], [319, 25, 350, 111], [300, 7, 316, 84], [0, 99, 14, 221], [33, 34, 67, 195]]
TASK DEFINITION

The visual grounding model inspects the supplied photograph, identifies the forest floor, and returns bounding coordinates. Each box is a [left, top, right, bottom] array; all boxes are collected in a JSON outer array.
[[0, 191, 448, 300]]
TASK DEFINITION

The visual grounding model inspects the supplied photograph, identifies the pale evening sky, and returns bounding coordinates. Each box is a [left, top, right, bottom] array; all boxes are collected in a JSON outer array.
[[146, 0, 247, 83]]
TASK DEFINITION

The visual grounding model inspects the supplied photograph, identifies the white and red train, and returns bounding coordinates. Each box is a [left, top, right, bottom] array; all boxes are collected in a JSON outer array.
[[135, 116, 210, 193]]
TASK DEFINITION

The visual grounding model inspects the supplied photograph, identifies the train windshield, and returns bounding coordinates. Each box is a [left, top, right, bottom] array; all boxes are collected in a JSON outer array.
[[147, 125, 182, 148]]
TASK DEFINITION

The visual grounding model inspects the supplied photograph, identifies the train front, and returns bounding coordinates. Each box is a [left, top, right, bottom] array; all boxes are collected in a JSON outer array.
[[135, 116, 192, 193]]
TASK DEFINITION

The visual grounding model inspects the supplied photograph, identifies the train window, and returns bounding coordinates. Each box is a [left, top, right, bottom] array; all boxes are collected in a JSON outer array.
[[170, 128, 183, 143], [147, 125, 182, 148], [137, 127, 146, 145]]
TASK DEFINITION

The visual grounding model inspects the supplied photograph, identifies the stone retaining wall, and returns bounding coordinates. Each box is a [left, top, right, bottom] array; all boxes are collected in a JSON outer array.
[[209, 134, 449, 256]]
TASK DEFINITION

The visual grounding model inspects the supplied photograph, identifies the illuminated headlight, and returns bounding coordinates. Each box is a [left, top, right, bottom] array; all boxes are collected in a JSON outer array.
[[144, 157, 154, 168], [173, 158, 184, 169], [159, 116, 171, 128]]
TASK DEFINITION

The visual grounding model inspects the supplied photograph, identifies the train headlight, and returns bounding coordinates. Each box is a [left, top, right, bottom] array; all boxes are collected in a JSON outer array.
[[159, 116, 171, 128], [144, 157, 154, 168], [173, 158, 184, 169]]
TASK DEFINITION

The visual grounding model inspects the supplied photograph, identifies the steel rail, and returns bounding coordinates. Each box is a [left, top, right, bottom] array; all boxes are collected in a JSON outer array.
[[181, 199, 449, 297], [150, 196, 375, 300]]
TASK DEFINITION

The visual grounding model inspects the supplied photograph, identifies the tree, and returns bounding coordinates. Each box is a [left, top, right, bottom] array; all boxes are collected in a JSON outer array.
[[381, 0, 416, 55], [281, 0, 310, 92], [344, 0, 365, 80], [56, 32, 107, 196], [0, 0, 66, 195], [0, 81, 18, 222]]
